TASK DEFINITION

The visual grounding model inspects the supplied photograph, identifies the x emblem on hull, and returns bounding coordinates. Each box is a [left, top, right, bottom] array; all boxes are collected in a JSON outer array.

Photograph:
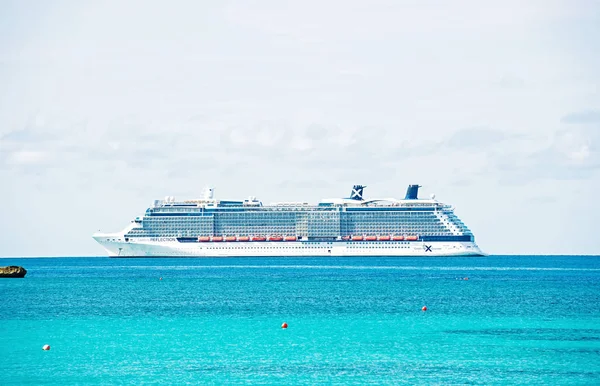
[[424, 245, 432, 252]]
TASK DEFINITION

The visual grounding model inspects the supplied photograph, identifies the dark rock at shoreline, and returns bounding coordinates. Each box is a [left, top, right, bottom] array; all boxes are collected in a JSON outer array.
[[0, 266, 27, 278]]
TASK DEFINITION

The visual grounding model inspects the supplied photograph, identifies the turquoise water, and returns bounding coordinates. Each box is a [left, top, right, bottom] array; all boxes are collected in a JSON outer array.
[[1, 256, 599, 384]]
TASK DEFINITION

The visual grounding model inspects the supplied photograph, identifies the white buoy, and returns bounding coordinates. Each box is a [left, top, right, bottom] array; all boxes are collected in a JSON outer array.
[[42, 344, 50, 351]]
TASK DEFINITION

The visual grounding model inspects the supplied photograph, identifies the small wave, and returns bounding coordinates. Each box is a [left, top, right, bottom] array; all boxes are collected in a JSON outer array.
[[41, 265, 600, 272]]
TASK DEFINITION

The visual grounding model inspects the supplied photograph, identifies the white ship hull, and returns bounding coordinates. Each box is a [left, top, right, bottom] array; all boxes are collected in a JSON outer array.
[[93, 234, 484, 258], [93, 184, 486, 257]]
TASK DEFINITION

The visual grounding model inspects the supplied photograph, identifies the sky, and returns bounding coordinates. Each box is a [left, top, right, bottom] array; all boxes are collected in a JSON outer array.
[[0, 0, 599, 256]]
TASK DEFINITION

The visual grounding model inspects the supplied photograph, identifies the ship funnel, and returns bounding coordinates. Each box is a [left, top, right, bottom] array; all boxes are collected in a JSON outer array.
[[405, 185, 420, 200], [204, 187, 215, 200], [349, 185, 366, 200]]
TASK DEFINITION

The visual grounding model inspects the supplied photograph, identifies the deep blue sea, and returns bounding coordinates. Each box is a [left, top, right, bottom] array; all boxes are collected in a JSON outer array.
[[1, 256, 599, 384]]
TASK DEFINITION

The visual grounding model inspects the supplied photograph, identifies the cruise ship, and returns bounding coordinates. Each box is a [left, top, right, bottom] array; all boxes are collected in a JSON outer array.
[[93, 185, 484, 257]]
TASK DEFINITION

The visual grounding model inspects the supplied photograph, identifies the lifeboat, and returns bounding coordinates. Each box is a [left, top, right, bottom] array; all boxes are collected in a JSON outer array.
[[341, 236, 350, 241], [365, 236, 377, 241], [238, 236, 250, 242], [392, 236, 404, 241], [198, 236, 210, 242], [284, 236, 297, 241], [225, 236, 237, 242], [378, 235, 391, 241], [269, 236, 283, 242], [252, 236, 266, 242], [211, 236, 223, 242], [406, 235, 419, 241], [351, 236, 364, 241]]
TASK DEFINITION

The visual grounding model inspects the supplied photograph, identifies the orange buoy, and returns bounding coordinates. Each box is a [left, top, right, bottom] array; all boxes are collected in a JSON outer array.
[[281, 322, 288, 329], [464, 277, 469, 281], [422, 306, 427, 311], [42, 344, 50, 351]]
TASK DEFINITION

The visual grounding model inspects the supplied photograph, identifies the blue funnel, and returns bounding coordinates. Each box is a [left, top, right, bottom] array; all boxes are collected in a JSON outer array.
[[405, 185, 420, 200]]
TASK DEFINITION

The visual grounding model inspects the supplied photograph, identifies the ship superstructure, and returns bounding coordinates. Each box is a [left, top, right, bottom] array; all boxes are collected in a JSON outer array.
[[93, 185, 484, 257]]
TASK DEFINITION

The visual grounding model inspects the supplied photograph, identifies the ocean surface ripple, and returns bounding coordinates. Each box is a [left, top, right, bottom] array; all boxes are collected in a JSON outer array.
[[1, 255, 599, 384]]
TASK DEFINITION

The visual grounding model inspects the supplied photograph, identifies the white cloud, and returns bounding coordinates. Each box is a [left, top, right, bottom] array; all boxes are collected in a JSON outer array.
[[553, 130, 593, 164], [107, 141, 120, 151], [8, 150, 48, 165], [568, 144, 591, 163]]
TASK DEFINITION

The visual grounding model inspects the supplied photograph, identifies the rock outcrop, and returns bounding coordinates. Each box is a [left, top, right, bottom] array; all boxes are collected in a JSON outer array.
[[0, 266, 27, 278]]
